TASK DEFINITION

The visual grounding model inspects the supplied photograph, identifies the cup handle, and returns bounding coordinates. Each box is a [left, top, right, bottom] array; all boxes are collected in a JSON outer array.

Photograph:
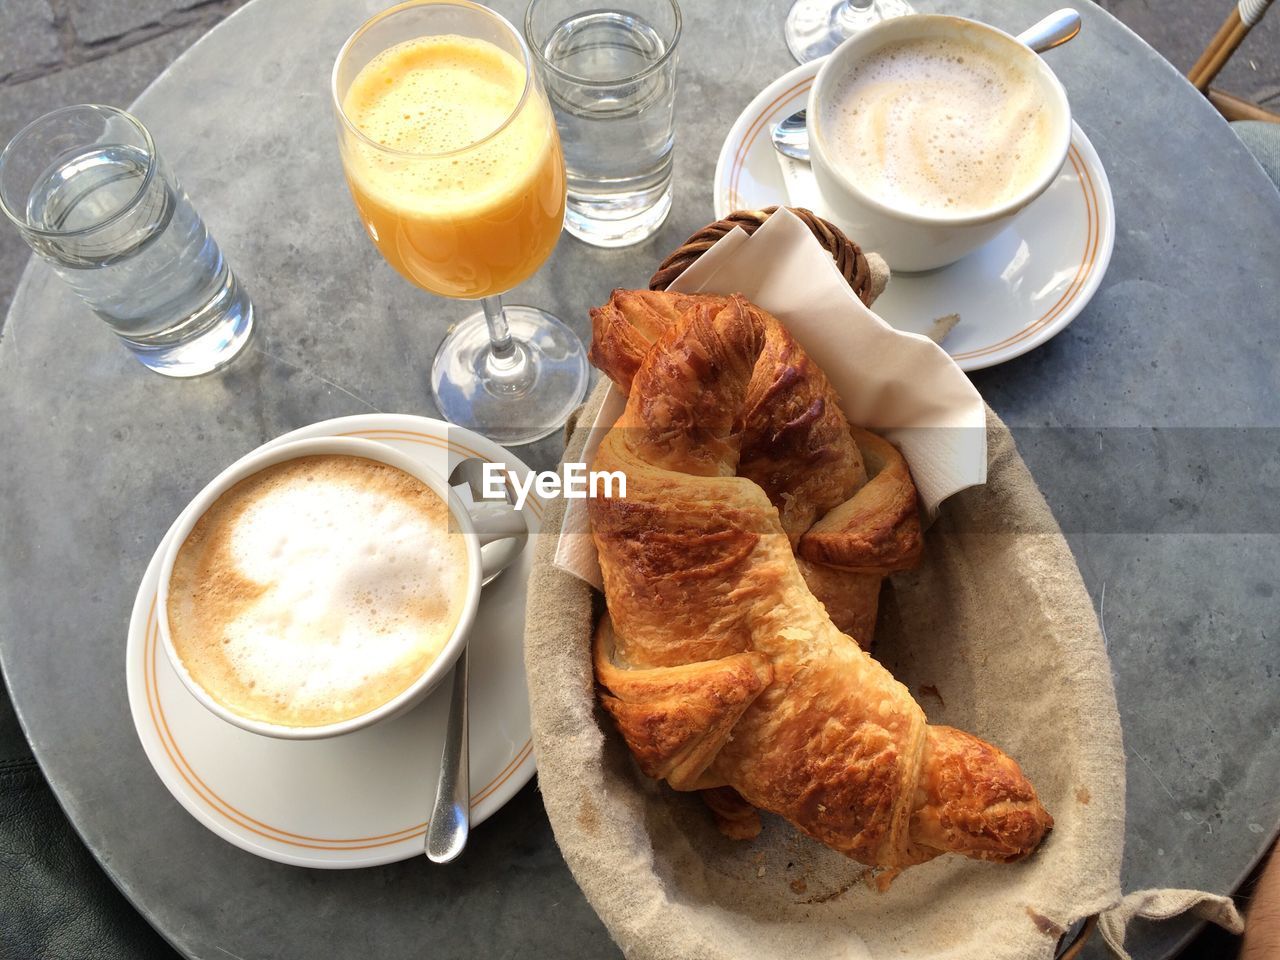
[[466, 500, 528, 582]]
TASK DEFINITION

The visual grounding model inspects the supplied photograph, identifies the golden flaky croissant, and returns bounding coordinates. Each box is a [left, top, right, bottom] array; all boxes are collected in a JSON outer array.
[[587, 291, 1052, 872], [590, 289, 920, 645]]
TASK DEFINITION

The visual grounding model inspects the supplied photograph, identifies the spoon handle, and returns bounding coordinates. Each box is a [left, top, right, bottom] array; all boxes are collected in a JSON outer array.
[[1016, 8, 1081, 53], [426, 646, 469, 863]]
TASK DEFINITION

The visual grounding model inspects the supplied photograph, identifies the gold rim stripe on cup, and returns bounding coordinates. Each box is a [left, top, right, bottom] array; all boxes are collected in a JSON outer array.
[[950, 146, 1100, 360], [728, 79, 1102, 363], [729, 76, 816, 208], [144, 430, 539, 852], [146, 599, 536, 851]]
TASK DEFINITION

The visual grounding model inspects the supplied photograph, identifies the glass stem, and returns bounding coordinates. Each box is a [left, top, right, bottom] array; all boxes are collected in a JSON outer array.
[[481, 294, 516, 363], [835, 0, 880, 34]]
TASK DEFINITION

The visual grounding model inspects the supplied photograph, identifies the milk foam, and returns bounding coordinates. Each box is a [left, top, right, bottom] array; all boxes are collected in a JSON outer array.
[[168, 456, 469, 727], [822, 36, 1052, 216]]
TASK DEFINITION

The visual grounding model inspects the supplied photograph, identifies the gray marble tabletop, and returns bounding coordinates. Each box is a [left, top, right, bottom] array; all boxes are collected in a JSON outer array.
[[0, 0, 1277, 958]]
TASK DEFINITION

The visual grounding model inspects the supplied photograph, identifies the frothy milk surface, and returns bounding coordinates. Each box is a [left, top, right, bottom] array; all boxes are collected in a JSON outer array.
[[822, 35, 1052, 215], [168, 455, 469, 727]]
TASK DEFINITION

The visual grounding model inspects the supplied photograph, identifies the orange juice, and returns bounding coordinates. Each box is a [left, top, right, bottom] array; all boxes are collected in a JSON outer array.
[[340, 35, 565, 299]]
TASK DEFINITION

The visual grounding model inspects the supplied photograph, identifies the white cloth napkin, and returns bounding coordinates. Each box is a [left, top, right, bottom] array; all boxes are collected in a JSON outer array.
[[553, 207, 986, 590]]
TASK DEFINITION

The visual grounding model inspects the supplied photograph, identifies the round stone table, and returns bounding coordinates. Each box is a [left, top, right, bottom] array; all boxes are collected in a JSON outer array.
[[1, 1, 1277, 958]]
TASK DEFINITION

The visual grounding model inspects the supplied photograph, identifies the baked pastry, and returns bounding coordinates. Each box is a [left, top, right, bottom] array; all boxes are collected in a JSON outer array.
[[587, 292, 1052, 870], [590, 289, 920, 645]]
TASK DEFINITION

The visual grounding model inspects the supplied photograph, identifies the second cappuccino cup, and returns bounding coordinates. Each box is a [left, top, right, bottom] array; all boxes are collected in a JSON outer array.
[[808, 15, 1072, 272], [157, 436, 527, 740]]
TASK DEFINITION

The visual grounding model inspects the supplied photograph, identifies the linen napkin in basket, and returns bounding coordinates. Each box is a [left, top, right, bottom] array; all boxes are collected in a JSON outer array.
[[530, 384, 1123, 960]]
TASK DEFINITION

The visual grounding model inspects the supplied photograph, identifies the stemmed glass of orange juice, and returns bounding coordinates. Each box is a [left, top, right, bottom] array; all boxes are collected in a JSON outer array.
[[332, 0, 588, 445]]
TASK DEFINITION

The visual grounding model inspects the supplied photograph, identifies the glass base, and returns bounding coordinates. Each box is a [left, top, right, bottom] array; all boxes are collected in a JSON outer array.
[[564, 182, 673, 249], [121, 273, 255, 378], [784, 0, 915, 63], [430, 305, 589, 446]]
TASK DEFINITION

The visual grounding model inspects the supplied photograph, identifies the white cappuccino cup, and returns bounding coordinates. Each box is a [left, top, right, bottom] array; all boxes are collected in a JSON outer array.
[[808, 15, 1072, 272], [157, 436, 526, 740]]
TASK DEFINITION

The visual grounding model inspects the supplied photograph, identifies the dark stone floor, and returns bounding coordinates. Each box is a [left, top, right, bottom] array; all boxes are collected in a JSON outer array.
[[0, 1, 1273, 958]]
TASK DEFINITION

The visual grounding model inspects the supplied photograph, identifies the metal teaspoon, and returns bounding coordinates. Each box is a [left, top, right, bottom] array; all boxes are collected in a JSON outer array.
[[425, 457, 520, 863]]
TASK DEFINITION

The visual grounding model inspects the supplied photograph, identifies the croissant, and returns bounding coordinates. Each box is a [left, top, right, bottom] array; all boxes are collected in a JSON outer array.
[[587, 292, 1052, 871], [590, 289, 921, 645]]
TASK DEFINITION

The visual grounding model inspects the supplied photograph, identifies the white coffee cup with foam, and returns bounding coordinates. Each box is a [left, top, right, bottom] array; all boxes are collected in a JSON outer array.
[[157, 436, 527, 740], [808, 14, 1072, 272]]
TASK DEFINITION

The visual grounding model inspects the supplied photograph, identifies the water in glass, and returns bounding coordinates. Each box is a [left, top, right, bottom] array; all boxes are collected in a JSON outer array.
[[539, 10, 676, 246], [24, 143, 251, 374]]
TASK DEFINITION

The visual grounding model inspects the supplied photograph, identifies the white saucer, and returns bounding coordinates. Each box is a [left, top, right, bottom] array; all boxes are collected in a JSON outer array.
[[125, 415, 541, 868], [713, 59, 1116, 371]]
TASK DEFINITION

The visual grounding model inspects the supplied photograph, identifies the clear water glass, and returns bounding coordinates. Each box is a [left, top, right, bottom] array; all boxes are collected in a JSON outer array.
[[0, 104, 253, 377], [785, 0, 915, 63], [526, 0, 681, 248]]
